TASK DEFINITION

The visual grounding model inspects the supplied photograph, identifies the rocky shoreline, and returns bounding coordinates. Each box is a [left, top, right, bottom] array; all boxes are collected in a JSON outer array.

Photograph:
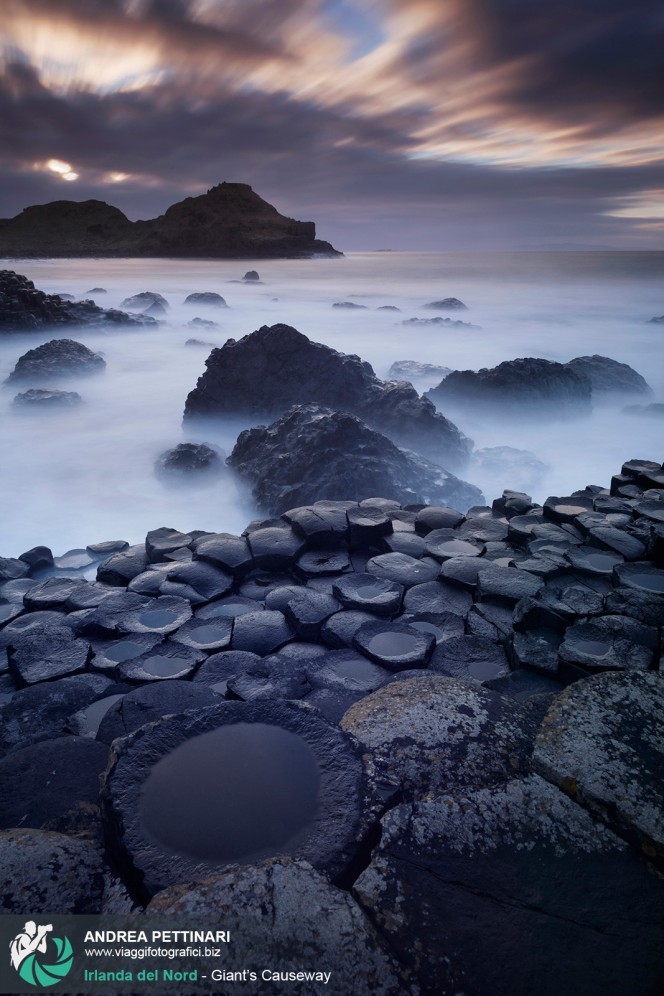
[[1, 460, 663, 994]]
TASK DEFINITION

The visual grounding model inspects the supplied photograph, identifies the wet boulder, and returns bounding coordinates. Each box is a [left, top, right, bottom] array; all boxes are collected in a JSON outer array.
[[565, 354, 652, 398], [228, 405, 482, 516], [12, 388, 83, 408], [120, 291, 168, 311], [426, 356, 592, 416], [96, 545, 149, 585], [155, 442, 224, 478], [184, 292, 227, 307], [183, 323, 471, 469], [6, 339, 106, 382], [8, 626, 92, 686], [0, 269, 156, 333], [423, 297, 467, 309], [242, 270, 260, 281]]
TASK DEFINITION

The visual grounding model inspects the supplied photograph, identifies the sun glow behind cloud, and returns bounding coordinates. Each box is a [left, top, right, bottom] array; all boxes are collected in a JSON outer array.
[[45, 158, 78, 181]]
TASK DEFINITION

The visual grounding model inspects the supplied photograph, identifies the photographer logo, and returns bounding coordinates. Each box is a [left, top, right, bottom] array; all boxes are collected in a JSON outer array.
[[9, 922, 74, 987]]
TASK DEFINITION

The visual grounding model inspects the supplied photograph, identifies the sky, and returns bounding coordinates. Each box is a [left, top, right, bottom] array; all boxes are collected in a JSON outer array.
[[0, 0, 663, 250]]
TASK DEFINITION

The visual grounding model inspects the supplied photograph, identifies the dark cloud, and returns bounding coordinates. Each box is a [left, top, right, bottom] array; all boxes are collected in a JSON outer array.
[[0, 0, 662, 249], [399, 0, 664, 127], [0, 0, 288, 65]]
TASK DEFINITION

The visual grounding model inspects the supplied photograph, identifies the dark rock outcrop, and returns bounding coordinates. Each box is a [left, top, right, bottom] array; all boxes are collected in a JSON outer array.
[[184, 292, 227, 307], [566, 354, 651, 397], [0, 184, 341, 259], [12, 388, 83, 408], [426, 356, 592, 415], [155, 442, 224, 478], [243, 270, 260, 281], [0, 270, 158, 333], [423, 297, 467, 309], [402, 316, 480, 328], [184, 323, 471, 469], [387, 360, 452, 383], [227, 405, 483, 515], [120, 292, 168, 311], [623, 403, 664, 418], [6, 339, 106, 382]]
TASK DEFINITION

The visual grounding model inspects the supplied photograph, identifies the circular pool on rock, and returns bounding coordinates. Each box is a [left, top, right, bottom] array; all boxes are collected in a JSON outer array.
[[139, 724, 320, 862], [102, 701, 364, 899]]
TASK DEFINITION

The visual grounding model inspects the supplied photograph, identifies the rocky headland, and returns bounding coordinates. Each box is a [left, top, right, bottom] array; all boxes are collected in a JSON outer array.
[[0, 458, 662, 995], [0, 183, 341, 259]]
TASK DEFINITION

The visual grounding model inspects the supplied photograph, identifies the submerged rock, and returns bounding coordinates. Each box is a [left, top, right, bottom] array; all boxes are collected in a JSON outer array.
[[6, 339, 106, 382], [183, 323, 471, 470], [623, 402, 664, 418], [184, 292, 227, 307], [155, 442, 224, 478], [423, 297, 467, 309], [227, 405, 482, 515], [12, 388, 83, 408], [187, 316, 219, 329], [120, 291, 168, 311], [401, 316, 479, 328]]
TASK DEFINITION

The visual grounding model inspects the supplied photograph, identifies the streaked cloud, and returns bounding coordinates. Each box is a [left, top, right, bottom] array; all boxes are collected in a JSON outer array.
[[0, 0, 662, 247]]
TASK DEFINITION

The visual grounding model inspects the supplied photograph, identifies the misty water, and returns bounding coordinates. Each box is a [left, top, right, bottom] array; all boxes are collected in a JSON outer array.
[[1, 251, 662, 558]]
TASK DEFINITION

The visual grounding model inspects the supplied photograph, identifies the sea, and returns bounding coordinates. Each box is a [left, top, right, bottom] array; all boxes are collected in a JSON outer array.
[[0, 251, 662, 559]]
